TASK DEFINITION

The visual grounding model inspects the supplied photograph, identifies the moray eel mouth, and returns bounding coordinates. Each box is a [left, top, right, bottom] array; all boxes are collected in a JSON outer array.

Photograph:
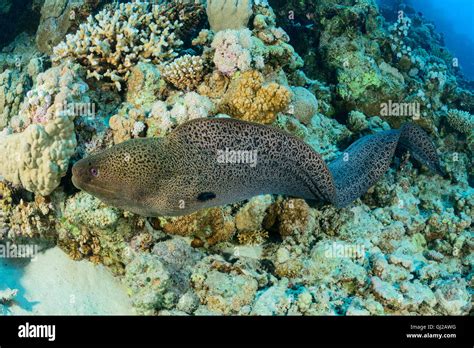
[[72, 160, 120, 204]]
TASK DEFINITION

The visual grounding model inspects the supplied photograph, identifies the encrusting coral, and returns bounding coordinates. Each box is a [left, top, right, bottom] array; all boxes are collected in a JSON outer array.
[[52, 1, 204, 90]]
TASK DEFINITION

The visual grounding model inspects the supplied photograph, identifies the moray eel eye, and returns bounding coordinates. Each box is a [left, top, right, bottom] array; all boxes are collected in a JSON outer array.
[[90, 167, 99, 177]]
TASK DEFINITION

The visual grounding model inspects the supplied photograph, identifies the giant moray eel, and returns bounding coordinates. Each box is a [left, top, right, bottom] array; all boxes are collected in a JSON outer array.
[[72, 118, 444, 216]]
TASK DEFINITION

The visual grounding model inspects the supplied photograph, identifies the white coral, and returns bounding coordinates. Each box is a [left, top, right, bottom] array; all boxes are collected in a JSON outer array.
[[211, 29, 263, 76], [149, 92, 215, 135]]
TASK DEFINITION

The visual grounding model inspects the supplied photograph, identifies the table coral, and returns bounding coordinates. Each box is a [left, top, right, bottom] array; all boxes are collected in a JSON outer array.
[[52, 1, 204, 90], [219, 70, 291, 124]]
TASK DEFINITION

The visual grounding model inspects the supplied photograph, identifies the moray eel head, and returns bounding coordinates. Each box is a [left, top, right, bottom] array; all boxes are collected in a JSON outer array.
[[72, 138, 160, 215]]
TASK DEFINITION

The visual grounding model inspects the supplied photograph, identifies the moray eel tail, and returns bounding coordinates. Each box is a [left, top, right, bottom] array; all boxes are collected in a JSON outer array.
[[397, 123, 446, 177], [328, 123, 443, 208]]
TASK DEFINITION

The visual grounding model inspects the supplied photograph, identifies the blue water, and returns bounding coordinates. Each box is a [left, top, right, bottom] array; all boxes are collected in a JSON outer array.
[[405, 0, 474, 80], [409, 0, 474, 80]]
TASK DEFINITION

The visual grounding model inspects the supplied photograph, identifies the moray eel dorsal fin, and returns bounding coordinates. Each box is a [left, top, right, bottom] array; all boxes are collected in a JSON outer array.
[[72, 118, 443, 217]]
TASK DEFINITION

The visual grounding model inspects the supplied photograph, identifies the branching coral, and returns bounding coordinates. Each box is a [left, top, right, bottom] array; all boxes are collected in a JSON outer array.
[[219, 70, 291, 124], [52, 1, 204, 90], [160, 55, 206, 91]]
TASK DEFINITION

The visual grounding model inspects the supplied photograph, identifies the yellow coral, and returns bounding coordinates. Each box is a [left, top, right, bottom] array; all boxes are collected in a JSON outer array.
[[0, 181, 13, 214], [220, 70, 291, 124]]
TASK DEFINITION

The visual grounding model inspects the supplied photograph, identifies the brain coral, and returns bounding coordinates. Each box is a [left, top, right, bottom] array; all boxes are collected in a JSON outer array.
[[52, 1, 204, 90], [290, 86, 318, 125], [219, 70, 292, 124]]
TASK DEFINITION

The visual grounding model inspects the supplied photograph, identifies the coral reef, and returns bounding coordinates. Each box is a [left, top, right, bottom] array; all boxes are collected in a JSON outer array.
[[191, 256, 258, 315], [0, 0, 472, 317], [52, 1, 204, 90]]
